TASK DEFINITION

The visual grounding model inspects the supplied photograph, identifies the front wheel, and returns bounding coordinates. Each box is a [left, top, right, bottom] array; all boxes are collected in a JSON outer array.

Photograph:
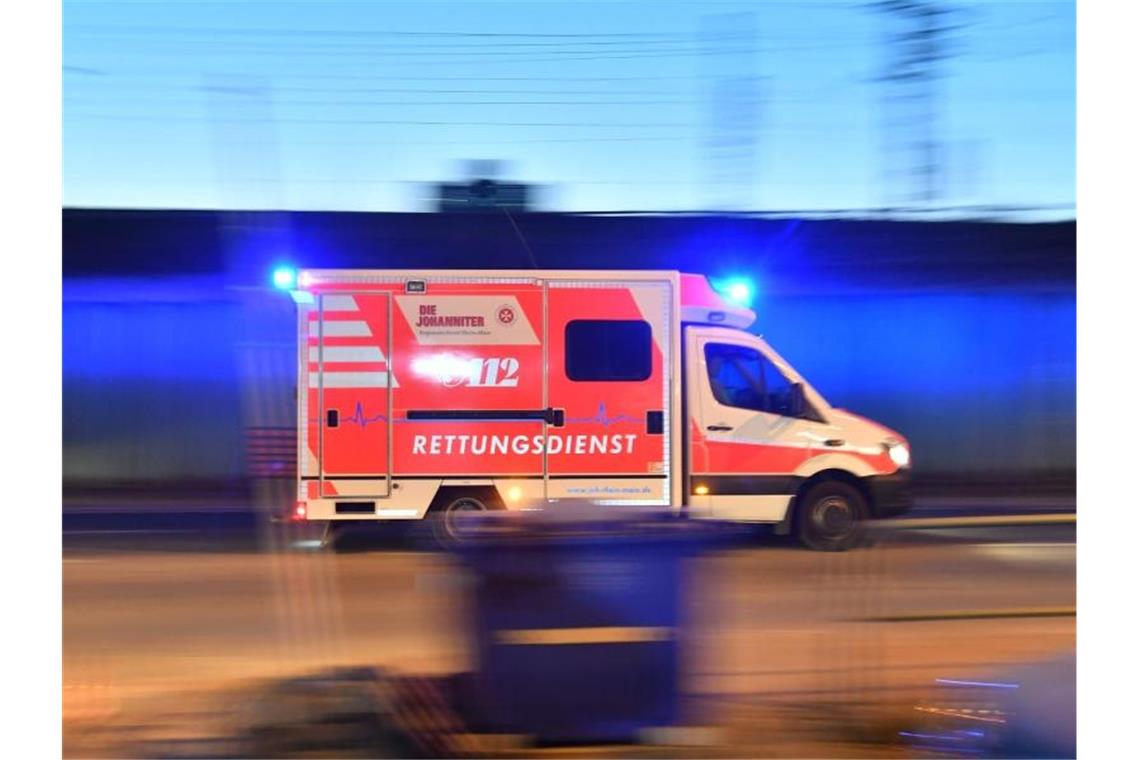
[[795, 481, 868, 551]]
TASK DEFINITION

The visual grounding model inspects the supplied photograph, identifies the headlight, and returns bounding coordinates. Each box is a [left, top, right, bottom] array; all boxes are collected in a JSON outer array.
[[886, 441, 911, 468]]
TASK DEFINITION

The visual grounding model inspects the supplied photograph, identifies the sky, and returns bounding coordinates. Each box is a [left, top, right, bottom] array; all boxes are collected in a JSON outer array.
[[63, 1, 1075, 217]]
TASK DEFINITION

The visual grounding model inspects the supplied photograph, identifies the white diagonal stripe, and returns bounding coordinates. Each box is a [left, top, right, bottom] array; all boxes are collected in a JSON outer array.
[[312, 320, 372, 337], [308, 346, 387, 363], [320, 295, 359, 312], [310, 371, 397, 388]]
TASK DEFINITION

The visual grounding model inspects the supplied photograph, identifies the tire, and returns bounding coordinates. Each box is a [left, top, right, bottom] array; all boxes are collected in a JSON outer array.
[[794, 480, 869, 552], [429, 493, 490, 548], [318, 522, 336, 551]]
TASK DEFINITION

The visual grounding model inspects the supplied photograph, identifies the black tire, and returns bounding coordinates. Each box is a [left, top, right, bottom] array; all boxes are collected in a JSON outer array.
[[429, 494, 490, 547], [794, 480, 869, 551]]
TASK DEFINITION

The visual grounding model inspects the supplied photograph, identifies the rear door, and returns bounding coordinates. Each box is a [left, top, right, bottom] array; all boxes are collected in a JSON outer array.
[[546, 279, 672, 504], [310, 291, 393, 498]]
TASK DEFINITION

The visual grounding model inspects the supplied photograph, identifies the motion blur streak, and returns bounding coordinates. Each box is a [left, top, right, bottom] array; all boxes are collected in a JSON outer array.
[[63, 532, 1074, 756], [63, 1, 1075, 756]]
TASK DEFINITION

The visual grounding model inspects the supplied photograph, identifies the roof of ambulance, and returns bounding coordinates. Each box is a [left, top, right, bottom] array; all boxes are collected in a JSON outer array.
[[295, 270, 736, 312]]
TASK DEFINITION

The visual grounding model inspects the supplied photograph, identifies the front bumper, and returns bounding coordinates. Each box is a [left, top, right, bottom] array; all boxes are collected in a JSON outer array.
[[866, 469, 913, 518]]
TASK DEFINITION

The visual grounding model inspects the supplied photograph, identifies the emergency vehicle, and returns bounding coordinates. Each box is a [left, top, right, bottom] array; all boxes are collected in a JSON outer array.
[[289, 270, 912, 550]]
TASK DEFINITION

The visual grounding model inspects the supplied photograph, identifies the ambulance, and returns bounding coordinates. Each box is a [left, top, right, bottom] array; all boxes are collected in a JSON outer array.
[[289, 269, 912, 550]]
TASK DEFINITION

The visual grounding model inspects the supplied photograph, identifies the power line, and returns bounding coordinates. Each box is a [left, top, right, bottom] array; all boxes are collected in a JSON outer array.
[[61, 122, 879, 147], [65, 97, 726, 107], [70, 135, 700, 146], [65, 21, 853, 40], [60, 47, 821, 67], [68, 32, 721, 50], [575, 203, 1074, 217], [67, 84, 705, 96], [67, 27, 1064, 48], [64, 113, 704, 128], [62, 74, 1069, 103], [62, 69, 707, 82], [66, 24, 696, 39], [86, 177, 712, 187], [62, 81, 1067, 107], [65, 109, 883, 135], [63, 68, 712, 83], [63, 126, 869, 145], [63, 91, 873, 108], [65, 36, 856, 56]]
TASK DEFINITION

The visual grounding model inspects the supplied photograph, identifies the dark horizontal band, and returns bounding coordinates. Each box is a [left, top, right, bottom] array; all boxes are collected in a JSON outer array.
[[302, 474, 667, 481], [690, 475, 803, 495], [407, 409, 548, 421]]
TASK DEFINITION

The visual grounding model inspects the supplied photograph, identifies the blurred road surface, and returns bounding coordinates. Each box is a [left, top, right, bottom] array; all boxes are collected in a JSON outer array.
[[64, 519, 1074, 756], [61, 493, 1076, 554]]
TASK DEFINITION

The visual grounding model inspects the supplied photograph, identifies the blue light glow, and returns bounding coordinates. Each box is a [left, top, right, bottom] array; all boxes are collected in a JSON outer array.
[[935, 678, 1020, 689], [728, 282, 751, 303], [712, 277, 755, 307], [272, 266, 297, 290]]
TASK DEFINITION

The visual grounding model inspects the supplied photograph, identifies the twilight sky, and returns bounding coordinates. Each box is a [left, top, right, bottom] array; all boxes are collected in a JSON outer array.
[[64, 1, 1075, 217]]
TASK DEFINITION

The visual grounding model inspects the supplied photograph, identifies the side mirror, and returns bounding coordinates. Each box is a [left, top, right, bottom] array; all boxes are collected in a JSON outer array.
[[790, 383, 806, 417]]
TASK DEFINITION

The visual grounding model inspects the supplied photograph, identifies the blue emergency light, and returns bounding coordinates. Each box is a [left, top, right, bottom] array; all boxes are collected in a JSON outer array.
[[272, 266, 297, 290], [712, 276, 755, 308]]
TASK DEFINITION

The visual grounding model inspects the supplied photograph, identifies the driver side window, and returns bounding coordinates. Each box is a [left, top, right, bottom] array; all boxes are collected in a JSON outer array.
[[704, 342, 797, 417]]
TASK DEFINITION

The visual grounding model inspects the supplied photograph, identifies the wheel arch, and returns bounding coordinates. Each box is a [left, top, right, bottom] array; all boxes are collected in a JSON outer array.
[[426, 484, 506, 514], [794, 452, 879, 480], [776, 467, 873, 536]]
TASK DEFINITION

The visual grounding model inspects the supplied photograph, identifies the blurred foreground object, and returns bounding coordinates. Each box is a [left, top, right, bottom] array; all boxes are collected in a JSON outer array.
[[906, 652, 1076, 758], [451, 506, 739, 744]]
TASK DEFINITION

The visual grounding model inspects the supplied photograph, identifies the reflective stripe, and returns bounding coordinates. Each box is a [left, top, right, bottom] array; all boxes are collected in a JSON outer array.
[[493, 626, 674, 646], [312, 320, 371, 337], [319, 295, 359, 312], [308, 346, 387, 363], [310, 371, 393, 388]]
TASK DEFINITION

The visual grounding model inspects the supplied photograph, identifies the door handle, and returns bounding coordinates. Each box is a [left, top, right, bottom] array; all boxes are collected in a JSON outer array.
[[706, 424, 734, 432]]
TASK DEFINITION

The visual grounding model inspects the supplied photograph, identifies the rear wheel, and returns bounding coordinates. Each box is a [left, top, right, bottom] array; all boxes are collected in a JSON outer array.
[[320, 521, 340, 551], [429, 494, 490, 547], [795, 480, 868, 551]]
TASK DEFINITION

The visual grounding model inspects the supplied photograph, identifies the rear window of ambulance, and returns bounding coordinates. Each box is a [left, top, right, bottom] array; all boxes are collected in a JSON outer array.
[[565, 319, 652, 382]]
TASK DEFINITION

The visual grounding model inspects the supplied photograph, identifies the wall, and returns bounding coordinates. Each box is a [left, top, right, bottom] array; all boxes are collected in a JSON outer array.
[[63, 281, 248, 486], [762, 291, 1075, 476], [61, 278, 1075, 487]]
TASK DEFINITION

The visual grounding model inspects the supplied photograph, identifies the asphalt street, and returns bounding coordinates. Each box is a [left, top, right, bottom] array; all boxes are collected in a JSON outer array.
[[63, 516, 1074, 754], [62, 492, 1075, 756]]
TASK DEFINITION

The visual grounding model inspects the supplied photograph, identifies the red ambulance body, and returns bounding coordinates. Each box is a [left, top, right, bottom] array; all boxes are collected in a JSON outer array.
[[292, 270, 912, 550]]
